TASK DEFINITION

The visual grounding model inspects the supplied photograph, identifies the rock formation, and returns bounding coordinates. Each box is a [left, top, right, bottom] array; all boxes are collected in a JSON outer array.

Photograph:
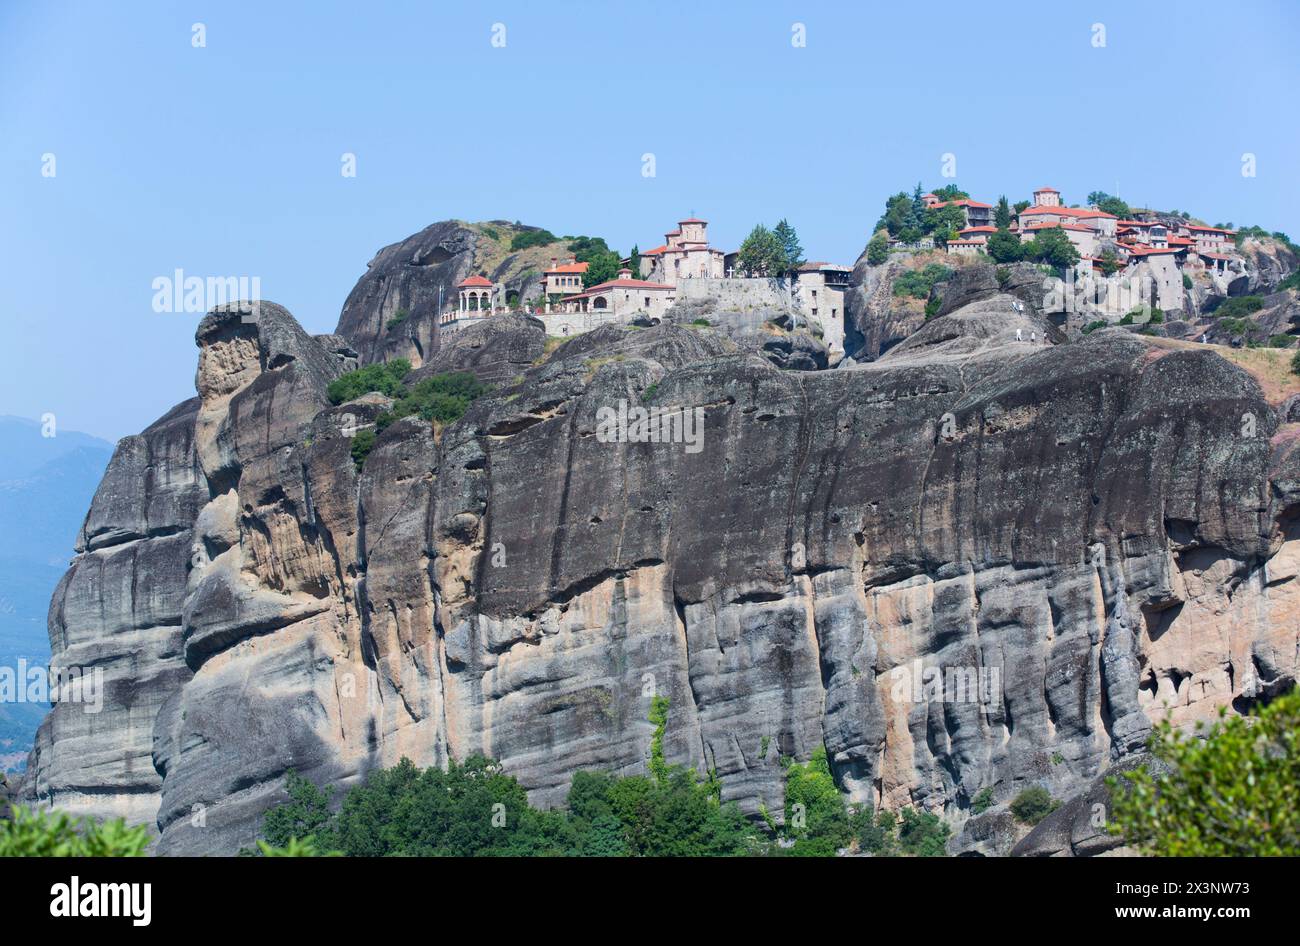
[[18, 227, 1300, 856]]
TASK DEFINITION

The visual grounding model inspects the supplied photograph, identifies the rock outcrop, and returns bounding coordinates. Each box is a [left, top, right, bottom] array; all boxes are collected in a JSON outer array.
[[336, 221, 482, 367], [19, 285, 1300, 856]]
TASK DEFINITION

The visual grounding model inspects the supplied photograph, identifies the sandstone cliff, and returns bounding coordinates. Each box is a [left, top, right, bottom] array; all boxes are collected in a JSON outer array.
[[19, 242, 1300, 857]]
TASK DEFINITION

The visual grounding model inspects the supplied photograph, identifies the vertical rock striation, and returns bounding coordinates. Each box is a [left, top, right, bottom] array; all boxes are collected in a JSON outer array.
[[19, 290, 1300, 855]]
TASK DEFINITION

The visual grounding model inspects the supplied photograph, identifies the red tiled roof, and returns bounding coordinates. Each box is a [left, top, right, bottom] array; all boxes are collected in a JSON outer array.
[[959, 226, 997, 234], [1186, 225, 1233, 234], [1020, 206, 1117, 220], [641, 245, 669, 256], [1033, 186, 1060, 193], [934, 198, 993, 209], [1199, 251, 1233, 260], [1125, 244, 1176, 256], [546, 261, 589, 275], [565, 278, 676, 300], [946, 239, 986, 246], [457, 275, 493, 287], [1024, 222, 1093, 232], [678, 217, 707, 224]]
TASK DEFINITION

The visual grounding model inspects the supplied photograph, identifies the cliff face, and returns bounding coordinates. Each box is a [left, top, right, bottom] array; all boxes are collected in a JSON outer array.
[[19, 262, 1300, 855]]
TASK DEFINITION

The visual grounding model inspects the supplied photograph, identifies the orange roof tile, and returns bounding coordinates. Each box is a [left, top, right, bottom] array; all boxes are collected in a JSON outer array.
[[546, 260, 589, 275]]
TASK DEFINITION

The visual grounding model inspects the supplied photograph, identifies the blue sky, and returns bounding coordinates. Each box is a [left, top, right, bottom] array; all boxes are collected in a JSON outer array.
[[2, 0, 1297, 440]]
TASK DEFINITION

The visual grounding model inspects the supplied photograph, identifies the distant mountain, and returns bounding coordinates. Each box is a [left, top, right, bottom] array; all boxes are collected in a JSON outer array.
[[0, 416, 113, 482], [0, 416, 113, 771]]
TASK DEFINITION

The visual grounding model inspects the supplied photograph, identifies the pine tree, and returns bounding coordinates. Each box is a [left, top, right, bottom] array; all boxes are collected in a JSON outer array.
[[773, 219, 804, 273], [995, 195, 1012, 229], [909, 183, 926, 231]]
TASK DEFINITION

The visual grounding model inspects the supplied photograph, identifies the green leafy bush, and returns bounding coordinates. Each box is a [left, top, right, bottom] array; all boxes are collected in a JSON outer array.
[[256, 837, 340, 856], [510, 228, 557, 251], [971, 786, 995, 815], [377, 371, 491, 430], [385, 308, 409, 331], [0, 805, 151, 856], [1292, 350, 1300, 376], [852, 805, 949, 856], [867, 230, 889, 265], [256, 700, 759, 857], [783, 747, 853, 856], [1268, 334, 1295, 348], [1082, 320, 1109, 335], [1108, 688, 1300, 856], [1214, 295, 1264, 321], [897, 807, 951, 856], [986, 229, 1024, 264], [1010, 786, 1059, 826], [349, 429, 375, 471], [327, 359, 412, 405], [893, 264, 955, 300], [1021, 227, 1080, 268]]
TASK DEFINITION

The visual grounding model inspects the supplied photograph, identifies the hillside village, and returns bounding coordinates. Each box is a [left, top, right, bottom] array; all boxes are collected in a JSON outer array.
[[416, 181, 1297, 371], [912, 184, 1241, 318], [439, 215, 853, 355]]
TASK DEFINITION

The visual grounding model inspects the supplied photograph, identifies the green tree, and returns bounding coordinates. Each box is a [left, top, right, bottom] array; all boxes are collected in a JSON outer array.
[[772, 219, 804, 272], [582, 251, 621, 287], [628, 244, 640, 278], [897, 807, 950, 856], [923, 203, 966, 241], [256, 837, 341, 857], [0, 806, 151, 856], [856, 808, 898, 855], [910, 183, 927, 230], [783, 747, 853, 856], [1022, 227, 1080, 268], [994, 196, 1012, 229], [1108, 688, 1300, 856], [987, 228, 1024, 264], [262, 770, 336, 849], [736, 224, 787, 276], [867, 230, 890, 265], [327, 359, 412, 405], [876, 192, 914, 237], [1087, 191, 1131, 218], [327, 756, 573, 857], [930, 184, 969, 202], [378, 371, 492, 430]]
